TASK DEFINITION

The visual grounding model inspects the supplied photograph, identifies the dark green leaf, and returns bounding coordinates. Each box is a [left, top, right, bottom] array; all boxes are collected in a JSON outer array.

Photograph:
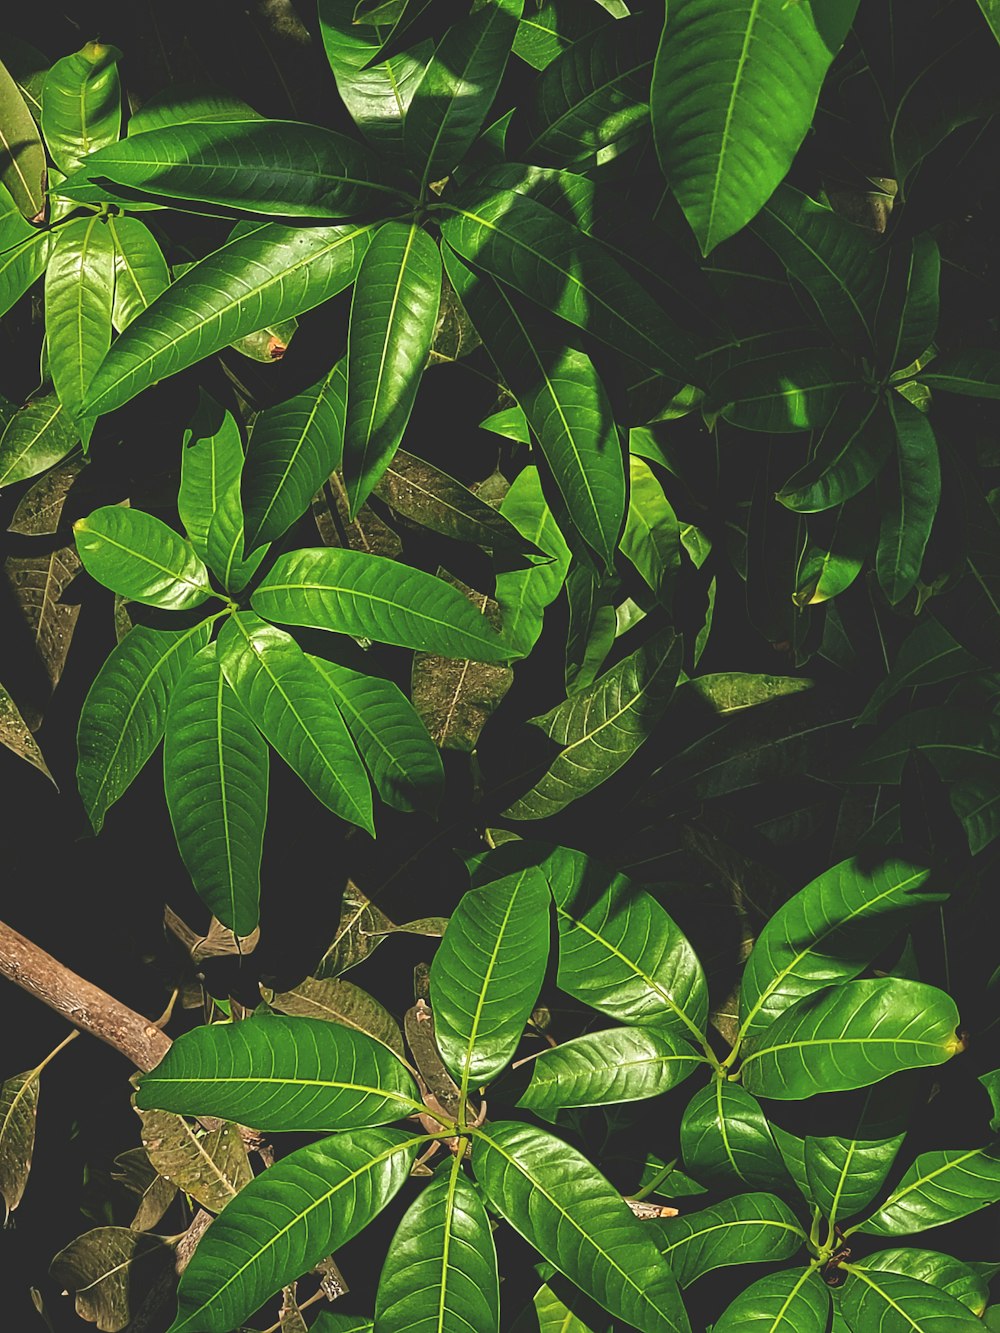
[[0, 58, 45, 218], [804, 1133, 905, 1226], [653, 1193, 804, 1287], [838, 1266, 981, 1331], [778, 392, 890, 513], [712, 1268, 830, 1333], [876, 394, 940, 605], [875, 234, 940, 374], [706, 349, 859, 432], [920, 349, 1000, 398], [493, 465, 572, 657], [518, 1027, 703, 1115], [680, 1081, 789, 1189], [860, 1248, 989, 1314], [858, 1145, 1000, 1236], [178, 391, 244, 561]]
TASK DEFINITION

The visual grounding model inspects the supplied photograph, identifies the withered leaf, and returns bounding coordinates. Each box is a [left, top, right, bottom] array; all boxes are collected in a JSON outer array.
[[164, 906, 260, 962], [263, 976, 405, 1058], [7, 454, 88, 535], [313, 881, 394, 979], [0, 1067, 39, 1217], [111, 1147, 177, 1232], [427, 268, 481, 364], [312, 472, 401, 558], [280, 1285, 309, 1333], [138, 1108, 252, 1214], [0, 681, 53, 781], [3, 543, 81, 725], [231, 317, 297, 362], [50, 1227, 175, 1333]]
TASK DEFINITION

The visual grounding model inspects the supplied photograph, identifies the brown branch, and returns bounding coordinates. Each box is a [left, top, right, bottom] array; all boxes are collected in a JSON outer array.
[[0, 918, 172, 1072]]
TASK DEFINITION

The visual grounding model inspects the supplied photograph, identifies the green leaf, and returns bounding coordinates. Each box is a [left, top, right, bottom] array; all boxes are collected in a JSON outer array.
[[851, 705, 1000, 786], [0, 392, 77, 488], [168, 1128, 420, 1333], [374, 1153, 499, 1333], [875, 233, 940, 374], [706, 348, 858, 432], [178, 391, 245, 561], [251, 547, 514, 661], [712, 1268, 830, 1333], [510, 1279, 611, 1333], [564, 562, 616, 692], [544, 845, 709, 1047], [0, 58, 45, 218], [861, 1249, 989, 1315], [838, 1266, 982, 1332], [136, 1013, 421, 1129], [919, 349, 1000, 398], [680, 1081, 789, 1188], [504, 628, 682, 819], [651, 0, 861, 254], [217, 613, 373, 833], [82, 221, 372, 420], [738, 857, 941, 1047], [429, 865, 550, 1094], [309, 654, 444, 815], [58, 118, 408, 218], [653, 1193, 804, 1287], [858, 1145, 1000, 1236], [243, 361, 347, 550], [740, 978, 962, 1100], [876, 394, 940, 605], [518, 1027, 703, 1115], [621, 456, 681, 604], [441, 188, 694, 379], [164, 643, 268, 938], [978, 0, 1000, 43], [0, 202, 49, 316], [74, 506, 212, 609], [472, 1121, 690, 1333], [777, 392, 891, 513], [206, 482, 268, 598], [750, 184, 883, 352], [494, 465, 572, 657], [804, 1133, 905, 1226], [342, 221, 441, 515], [857, 619, 977, 727], [404, 0, 520, 191], [126, 87, 261, 137], [41, 42, 121, 175], [793, 493, 874, 606], [77, 622, 210, 833], [446, 251, 625, 569], [512, 1, 609, 71], [45, 215, 115, 422], [107, 215, 169, 330]]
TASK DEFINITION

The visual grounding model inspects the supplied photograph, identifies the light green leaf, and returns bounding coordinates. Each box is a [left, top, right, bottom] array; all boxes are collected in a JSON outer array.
[[82, 221, 372, 419], [858, 1145, 1000, 1236], [706, 348, 858, 432], [680, 1081, 789, 1188], [653, 1193, 804, 1287], [473, 1121, 691, 1333], [136, 1013, 421, 1129], [494, 465, 572, 657], [621, 455, 681, 604], [564, 562, 616, 692], [343, 220, 441, 515], [651, 0, 861, 253], [740, 978, 963, 1100], [0, 58, 45, 218], [164, 643, 268, 938], [838, 1265, 982, 1332], [45, 215, 115, 422], [512, 1, 609, 71], [504, 627, 682, 819], [429, 866, 550, 1094], [804, 1133, 905, 1226], [877, 393, 940, 605], [518, 1027, 703, 1115], [251, 547, 514, 661], [0, 392, 77, 488], [738, 857, 941, 1046], [217, 613, 373, 833], [41, 41, 121, 174], [860, 1248, 990, 1315], [74, 506, 212, 609], [777, 392, 890, 513], [168, 1128, 420, 1333], [0, 200, 49, 316], [374, 1153, 499, 1333], [712, 1267, 830, 1333], [77, 622, 210, 833], [108, 215, 169, 330], [178, 390, 244, 561], [126, 87, 261, 137]]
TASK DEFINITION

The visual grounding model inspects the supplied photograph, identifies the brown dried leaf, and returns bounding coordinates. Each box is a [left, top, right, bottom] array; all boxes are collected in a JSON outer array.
[[280, 1285, 309, 1333], [3, 543, 81, 724], [411, 572, 512, 751], [264, 976, 405, 1058], [164, 906, 260, 962], [312, 472, 401, 558], [113, 594, 133, 644], [7, 455, 88, 535], [427, 269, 481, 364], [0, 681, 53, 781], [313, 881, 394, 979], [138, 1108, 252, 1214], [111, 1147, 177, 1232], [50, 1227, 175, 1333], [0, 1067, 39, 1217]]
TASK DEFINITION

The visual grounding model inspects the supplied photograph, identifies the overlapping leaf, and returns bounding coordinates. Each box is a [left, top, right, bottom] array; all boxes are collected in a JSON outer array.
[[518, 1027, 703, 1115], [858, 1145, 1000, 1235], [74, 507, 212, 609], [653, 1193, 804, 1287]]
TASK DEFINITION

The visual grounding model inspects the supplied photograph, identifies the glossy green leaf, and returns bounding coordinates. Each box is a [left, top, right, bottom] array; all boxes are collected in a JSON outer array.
[[107, 215, 169, 330], [651, 0, 861, 253], [446, 251, 624, 569], [441, 188, 694, 379], [493, 465, 572, 656], [861, 1249, 989, 1315], [309, 655, 443, 815], [177, 391, 244, 561], [58, 118, 407, 218], [804, 1133, 905, 1226], [252, 547, 513, 660], [77, 622, 210, 833], [82, 221, 372, 420], [518, 1027, 703, 1115], [217, 613, 373, 833], [74, 506, 212, 609], [653, 1193, 804, 1287], [680, 1081, 790, 1188], [429, 865, 550, 1093], [126, 87, 261, 137], [343, 221, 441, 515], [706, 348, 858, 432], [544, 845, 709, 1046], [712, 1267, 830, 1333], [136, 1013, 421, 1129], [564, 562, 616, 692], [740, 978, 963, 1100], [45, 215, 115, 422], [875, 233, 940, 374], [168, 1128, 420, 1333], [473, 1121, 690, 1333], [512, 1, 608, 70], [621, 455, 681, 604], [877, 394, 940, 605], [0, 58, 45, 218], [919, 349, 1000, 398], [41, 42, 121, 174], [778, 392, 891, 513], [243, 361, 346, 550], [858, 1145, 1000, 1236], [0, 392, 77, 488], [738, 857, 940, 1046], [374, 1153, 499, 1333], [404, 0, 520, 191], [838, 1266, 982, 1332], [164, 643, 268, 938], [505, 628, 682, 820], [509, 1279, 611, 1333]]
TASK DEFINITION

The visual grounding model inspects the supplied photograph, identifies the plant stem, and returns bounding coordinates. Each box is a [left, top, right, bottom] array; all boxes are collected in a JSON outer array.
[[29, 1027, 80, 1077]]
